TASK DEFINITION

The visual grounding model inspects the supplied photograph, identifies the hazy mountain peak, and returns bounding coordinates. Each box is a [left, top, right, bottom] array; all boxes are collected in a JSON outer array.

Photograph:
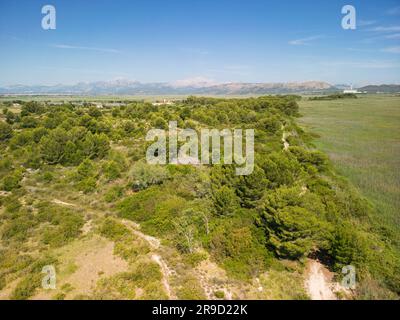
[[0, 80, 338, 95], [170, 77, 218, 88]]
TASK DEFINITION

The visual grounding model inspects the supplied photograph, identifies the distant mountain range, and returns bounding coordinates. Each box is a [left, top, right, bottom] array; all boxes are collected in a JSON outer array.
[[0, 80, 338, 96], [357, 84, 400, 94], [1, 80, 398, 95]]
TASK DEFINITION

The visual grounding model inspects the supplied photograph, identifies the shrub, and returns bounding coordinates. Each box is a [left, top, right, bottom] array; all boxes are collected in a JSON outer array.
[[39, 128, 70, 164], [102, 160, 122, 181], [0, 122, 12, 141], [257, 116, 281, 134], [235, 165, 269, 208], [118, 187, 187, 235], [104, 185, 124, 202], [99, 218, 130, 241], [31, 127, 48, 143], [37, 203, 85, 247], [77, 177, 97, 193], [1, 169, 23, 191], [88, 106, 102, 118], [153, 117, 168, 129], [209, 216, 272, 279], [129, 161, 169, 191], [20, 116, 39, 128], [289, 146, 329, 172], [0, 274, 5, 290], [11, 256, 57, 300], [81, 132, 110, 159], [21, 101, 44, 115], [212, 186, 240, 216], [261, 152, 303, 188], [2, 213, 36, 242], [11, 273, 42, 300], [9, 131, 33, 149]]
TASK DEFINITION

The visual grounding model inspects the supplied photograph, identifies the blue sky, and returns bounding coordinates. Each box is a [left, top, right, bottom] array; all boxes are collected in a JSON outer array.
[[0, 0, 399, 86]]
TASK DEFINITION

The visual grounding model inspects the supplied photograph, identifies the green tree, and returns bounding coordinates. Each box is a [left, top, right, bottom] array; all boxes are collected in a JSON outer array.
[[20, 116, 39, 128], [153, 117, 168, 129], [328, 223, 367, 270], [1, 169, 24, 191], [81, 132, 110, 159], [261, 152, 303, 188], [257, 116, 281, 134], [21, 101, 44, 115], [5, 111, 17, 124], [0, 122, 12, 141], [236, 165, 269, 208], [32, 127, 49, 143], [258, 187, 329, 259], [88, 106, 102, 118], [39, 128, 69, 164], [129, 161, 169, 191], [213, 186, 240, 216]]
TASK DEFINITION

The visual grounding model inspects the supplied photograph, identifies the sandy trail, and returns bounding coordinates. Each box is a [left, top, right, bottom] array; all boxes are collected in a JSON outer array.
[[151, 254, 176, 299], [121, 219, 175, 299], [196, 259, 233, 300], [281, 124, 290, 151], [305, 260, 337, 300], [282, 132, 290, 150], [52, 199, 77, 207], [120, 219, 161, 249]]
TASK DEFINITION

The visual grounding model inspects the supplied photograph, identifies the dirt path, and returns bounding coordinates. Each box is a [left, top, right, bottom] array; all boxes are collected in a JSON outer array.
[[282, 132, 290, 150], [281, 125, 290, 151], [121, 219, 161, 249], [53, 199, 77, 207], [120, 219, 176, 299], [151, 254, 176, 299], [305, 259, 337, 300], [196, 259, 233, 300]]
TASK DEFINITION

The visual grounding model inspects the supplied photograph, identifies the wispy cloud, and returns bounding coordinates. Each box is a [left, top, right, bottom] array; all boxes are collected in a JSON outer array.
[[387, 6, 400, 15], [358, 20, 377, 27], [179, 47, 209, 55], [346, 47, 374, 53], [51, 44, 121, 54], [367, 25, 400, 33], [381, 46, 400, 54], [385, 33, 400, 39], [359, 30, 400, 43], [224, 65, 251, 71], [322, 60, 400, 69], [288, 35, 323, 46]]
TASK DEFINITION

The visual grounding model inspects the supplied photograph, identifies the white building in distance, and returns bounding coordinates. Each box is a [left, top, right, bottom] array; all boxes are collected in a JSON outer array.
[[343, 84, 360, 94]]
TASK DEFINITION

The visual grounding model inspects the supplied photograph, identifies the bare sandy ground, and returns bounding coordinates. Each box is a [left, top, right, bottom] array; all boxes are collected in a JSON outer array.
[[305, 259, 337, 300]]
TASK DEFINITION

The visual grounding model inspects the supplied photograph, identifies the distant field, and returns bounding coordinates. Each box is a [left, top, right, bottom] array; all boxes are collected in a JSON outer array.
[[0, 95, 185, 102], [299, 95, 400, 235]]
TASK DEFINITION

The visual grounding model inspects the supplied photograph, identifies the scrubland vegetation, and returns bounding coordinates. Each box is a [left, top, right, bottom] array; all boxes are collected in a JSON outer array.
[[308, 93, 358, 101], [0, 95, 398, 300]]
